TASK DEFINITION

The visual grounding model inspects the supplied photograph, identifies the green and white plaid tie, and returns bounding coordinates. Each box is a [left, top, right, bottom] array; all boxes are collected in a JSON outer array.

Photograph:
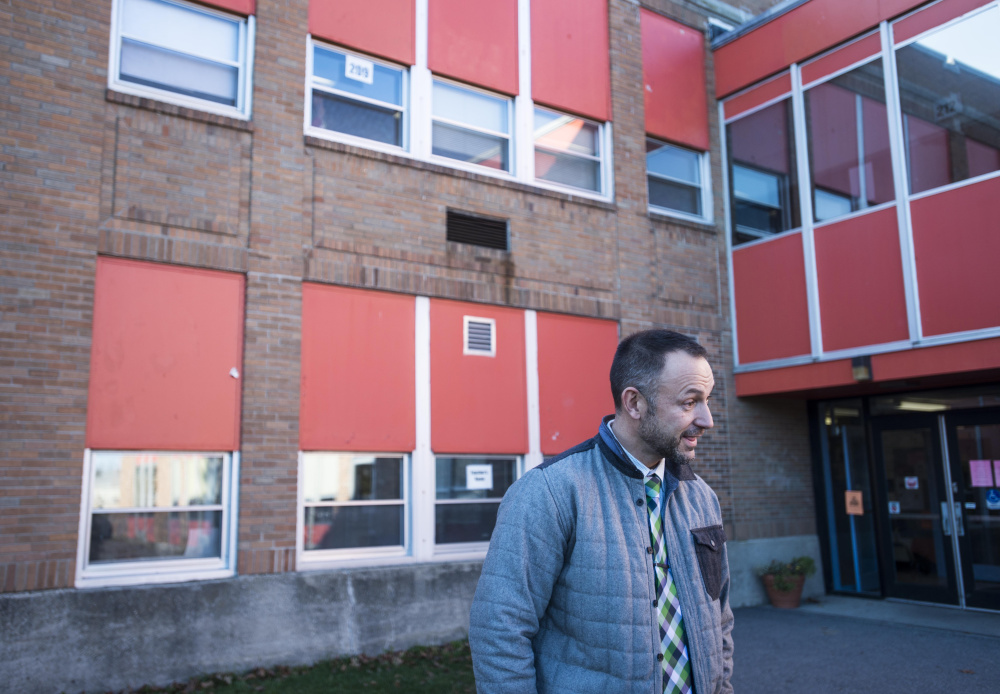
[[646, 473, 693, 694]]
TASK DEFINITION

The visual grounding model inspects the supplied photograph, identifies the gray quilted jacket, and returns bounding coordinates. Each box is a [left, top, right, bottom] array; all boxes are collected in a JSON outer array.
[[470, 416, 734, 693]]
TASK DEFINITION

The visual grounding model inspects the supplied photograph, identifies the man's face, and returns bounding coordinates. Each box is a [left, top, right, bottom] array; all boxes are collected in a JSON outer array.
[[637, 352, 715, 466]]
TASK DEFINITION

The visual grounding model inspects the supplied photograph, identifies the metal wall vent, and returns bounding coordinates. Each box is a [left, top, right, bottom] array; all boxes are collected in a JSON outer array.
[[464, 316, 496, 357], [447, 210, 509, 251]]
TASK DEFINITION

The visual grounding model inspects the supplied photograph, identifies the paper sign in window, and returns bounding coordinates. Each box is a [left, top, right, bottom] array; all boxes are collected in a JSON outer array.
[[970, 460, 993, 487], [345, 54, 374, 84], [994, 461, 1000, 487], [904, 476, 919, 490], [466, 464, 493, 491], [845, 490, 863, 516], [888, 501, 901, 515]]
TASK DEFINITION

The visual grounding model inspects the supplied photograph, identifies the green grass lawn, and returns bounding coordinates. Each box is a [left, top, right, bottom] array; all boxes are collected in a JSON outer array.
[[127, 641, 475, 693]]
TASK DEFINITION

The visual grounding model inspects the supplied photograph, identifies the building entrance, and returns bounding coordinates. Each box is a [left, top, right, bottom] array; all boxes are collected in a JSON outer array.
[[815, 386, 1000, 611]]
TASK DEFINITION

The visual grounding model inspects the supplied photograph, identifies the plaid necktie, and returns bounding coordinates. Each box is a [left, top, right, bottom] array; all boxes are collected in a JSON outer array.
[[646, 473, 693, 694]]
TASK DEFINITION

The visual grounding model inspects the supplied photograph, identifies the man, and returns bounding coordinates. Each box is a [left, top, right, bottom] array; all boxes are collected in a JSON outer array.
[[469, 330, 733, 694]]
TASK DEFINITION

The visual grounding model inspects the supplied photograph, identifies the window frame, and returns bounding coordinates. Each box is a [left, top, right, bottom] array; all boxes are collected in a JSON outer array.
[[433, 454, 522, 557], [532, 105, 610, 197], [75, 449, 239, 588], [645, 137, 713, 224], [305, 37, 410, 154], [296, 452, 412, 570], [429, 77, 515, 175], [107, 0, 255, 120]]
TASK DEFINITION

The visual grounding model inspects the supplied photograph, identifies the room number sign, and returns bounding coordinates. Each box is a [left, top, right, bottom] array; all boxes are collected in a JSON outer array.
[[345, 55, 374, 84]]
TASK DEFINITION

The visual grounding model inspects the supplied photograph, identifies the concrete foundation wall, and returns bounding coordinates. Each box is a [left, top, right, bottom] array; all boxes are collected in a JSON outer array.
[[727, 534, 825, 608], [0, 562, 482, 694]]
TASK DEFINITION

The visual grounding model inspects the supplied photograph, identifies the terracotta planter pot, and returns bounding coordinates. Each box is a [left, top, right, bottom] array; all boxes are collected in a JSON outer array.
[[762, 574, 806, 609]]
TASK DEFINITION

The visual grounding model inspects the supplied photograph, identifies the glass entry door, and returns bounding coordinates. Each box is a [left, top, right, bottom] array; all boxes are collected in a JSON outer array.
[[872, 415, 959, 604], [946, 408, 1000, 610]]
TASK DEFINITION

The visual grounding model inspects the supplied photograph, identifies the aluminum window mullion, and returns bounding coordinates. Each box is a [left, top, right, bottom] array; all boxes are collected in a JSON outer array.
[[431, 114, 511, 139], [303, 499, 406, 508], [92, 505, 225, 514], [647, 171, 701, 188], [311, 83, 405, 112], [533, 144, 601, 162], [434, 498, 504, 505], [118, 33, 242, 68]]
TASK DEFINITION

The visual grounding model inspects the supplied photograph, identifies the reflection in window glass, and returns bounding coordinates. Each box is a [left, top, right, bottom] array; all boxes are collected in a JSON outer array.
[[896, 6, 1000, 194], [432, 81, 511, 171], [727, 99, 800, 245], [435, 457, 517, 544], [534, 108, 602, 192], [309, 44, 405, 147], [805, 59, 894, 221], [301, 453, 406, 553], [646, 139, 704, 217]]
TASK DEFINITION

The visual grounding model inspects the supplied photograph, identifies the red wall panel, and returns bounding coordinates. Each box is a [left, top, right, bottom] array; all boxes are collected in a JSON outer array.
[[800, 32, 881, 86], [201, 0, 254, 15], [641, 9, 708, 150], [723, 73, 790, 120], [911, 176, 1000, 336], [428, 0, 518, 95], [733, 233, 812, 363], [309, 0, 415, 65], [86, 258, 244, 451], [892, 0, 992, 43], [531, 0, 611, 122], [300, 285, 415, 452], [735, 359, 853, 396], [714, 0, 936, 98], [537, 313, 618, 455], [431, 300, 528, 454], [815, 207, 909, 351]]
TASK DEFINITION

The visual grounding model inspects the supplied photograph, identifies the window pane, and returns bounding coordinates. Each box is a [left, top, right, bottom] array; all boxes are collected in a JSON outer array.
[[311, 92, 403, 146], [432, 122, 509, 170], [896, 6, 1000, 194], [89, 510, 222, 563], [435, 503, 501, 544], [649, 177, 701, 216], [534, 109, 598, 157], [302, 454, 403, 503], [92, 453, 223, 509], [727, 98, 800, 245], [535, 149, 600, 191], [805, 60, 893, 221], [432, 81, 508, 134], [435, 457, 516, 500], [122, 0, 239, 64], [313, 46, 403, 107], [646, 140, 700, 185], [120, 39, 238, 105], [303, 504, 404, 550]]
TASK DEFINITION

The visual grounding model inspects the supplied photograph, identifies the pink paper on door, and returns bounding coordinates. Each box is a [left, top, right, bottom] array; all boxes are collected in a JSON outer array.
[[994, 461, 1000, 487], [970, 460, 993, 487]]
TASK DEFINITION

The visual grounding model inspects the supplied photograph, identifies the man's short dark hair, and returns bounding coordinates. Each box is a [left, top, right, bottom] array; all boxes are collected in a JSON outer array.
[[610, 330, 708, 411]]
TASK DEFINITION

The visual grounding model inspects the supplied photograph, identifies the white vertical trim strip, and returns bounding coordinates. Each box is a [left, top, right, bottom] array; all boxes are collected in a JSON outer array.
[[721, 101, 740, 366], [515, 0, 534, 180], [882, 21, 922, 343], [791, 63, 823, 357], [525, 310, 542, 470], [411, 0, 432, 159], [226, 450, 240, 572], [243, 15, 255, 118], [294, 451, 305, 570], [855, 94, 868, 210], [413, 296, 434, 560], [74, 449, 94, 587]]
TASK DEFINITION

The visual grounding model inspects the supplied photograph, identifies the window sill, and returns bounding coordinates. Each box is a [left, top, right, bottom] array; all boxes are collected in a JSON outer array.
[[106, 89, 254, 133], [648, 206, 718, 233], [76, 565, 235, 589], [305, 135, 617, 212]]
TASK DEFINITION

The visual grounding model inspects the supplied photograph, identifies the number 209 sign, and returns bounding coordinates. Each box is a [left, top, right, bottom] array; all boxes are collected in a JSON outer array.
[[345, 55, 374, 85]]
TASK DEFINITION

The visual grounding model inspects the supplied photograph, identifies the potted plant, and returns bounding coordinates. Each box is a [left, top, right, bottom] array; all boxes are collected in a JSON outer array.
[[758, 556, 816, 609]]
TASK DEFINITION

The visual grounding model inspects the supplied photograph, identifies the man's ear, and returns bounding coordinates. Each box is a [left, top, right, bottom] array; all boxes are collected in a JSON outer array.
[[620, 387, 645, 421]]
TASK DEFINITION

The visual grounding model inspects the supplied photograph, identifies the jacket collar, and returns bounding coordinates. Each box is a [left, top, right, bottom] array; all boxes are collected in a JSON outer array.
[[597, 414, 697, 482]]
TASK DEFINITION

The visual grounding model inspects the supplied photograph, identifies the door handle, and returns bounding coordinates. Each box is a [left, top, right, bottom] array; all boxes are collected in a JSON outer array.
[[954, 502, 965, 537], [941, 501, 951, 536]]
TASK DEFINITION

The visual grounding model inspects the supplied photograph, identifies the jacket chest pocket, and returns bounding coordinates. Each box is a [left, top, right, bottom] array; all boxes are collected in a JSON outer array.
[[691, 525, 726, 601]]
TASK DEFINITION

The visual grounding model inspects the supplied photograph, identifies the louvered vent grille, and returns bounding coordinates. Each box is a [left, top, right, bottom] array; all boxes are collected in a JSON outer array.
[[464, 317, 495, 356], [447, 210, 509, 251]]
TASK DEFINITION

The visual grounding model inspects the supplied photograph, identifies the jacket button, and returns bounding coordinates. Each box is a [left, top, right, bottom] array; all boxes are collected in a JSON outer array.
[[647, 546, 654, 555], [711, 540, 716, 547], [636, 498, 644, 506], [652, 599, 658, 607], [657, 654, 664, 662]]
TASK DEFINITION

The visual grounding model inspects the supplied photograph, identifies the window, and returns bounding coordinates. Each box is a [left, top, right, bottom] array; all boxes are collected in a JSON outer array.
[[308, 41, 407, 149], [79, 451, 237, 586], [727, 98, 800, 246], [534, 107, 605, 193], [301, 453, 407, 556], [646, 138, 708, 219], [435, 457, 518, 545], [804, 59, 894, 222], [895, 5, 1000, 195], [432, 80, 512, 172], [109, 0, 253, 118]]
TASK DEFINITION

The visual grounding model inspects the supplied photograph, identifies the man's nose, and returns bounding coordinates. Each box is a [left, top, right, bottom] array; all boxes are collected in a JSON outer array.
[[695, 403, 714, 430]]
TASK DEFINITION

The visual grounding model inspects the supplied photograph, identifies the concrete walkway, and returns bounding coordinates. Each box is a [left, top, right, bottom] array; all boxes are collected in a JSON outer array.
[[732, 596, 1000, 693]]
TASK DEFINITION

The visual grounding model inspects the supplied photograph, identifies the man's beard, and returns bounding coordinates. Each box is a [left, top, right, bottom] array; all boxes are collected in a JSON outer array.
[[637, 399, 699, 467]]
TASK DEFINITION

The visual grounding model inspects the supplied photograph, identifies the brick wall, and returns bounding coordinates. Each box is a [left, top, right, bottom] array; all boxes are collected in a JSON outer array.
[[0, 0, 816, 592]]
